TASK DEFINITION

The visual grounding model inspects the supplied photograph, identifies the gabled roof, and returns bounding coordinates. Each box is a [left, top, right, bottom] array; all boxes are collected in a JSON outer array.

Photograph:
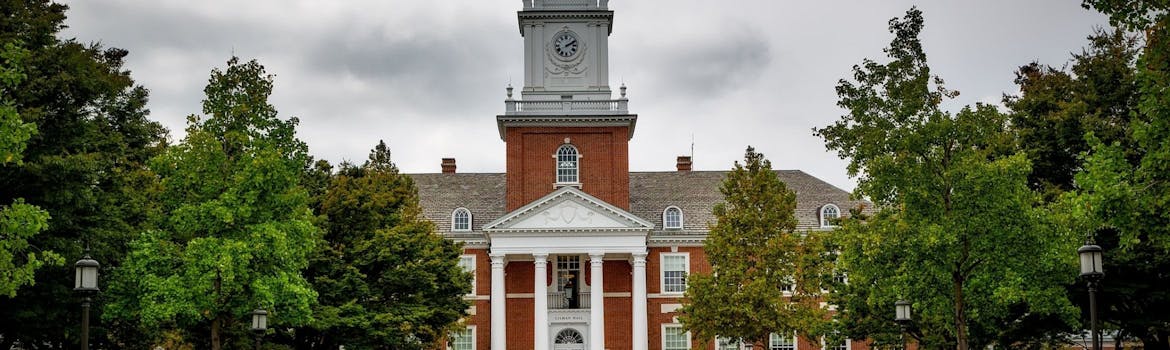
[[483, 186, 653, 231], [409, 170, 870, 234]]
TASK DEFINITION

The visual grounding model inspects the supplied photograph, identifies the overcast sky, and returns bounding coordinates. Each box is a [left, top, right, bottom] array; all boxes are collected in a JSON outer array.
[[58, 0, 1110, 192]]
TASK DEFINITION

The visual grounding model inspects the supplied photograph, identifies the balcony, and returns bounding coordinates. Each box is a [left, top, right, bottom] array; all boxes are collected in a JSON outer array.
[[548, 289, 591, 309], [504, 99, 629, 115]]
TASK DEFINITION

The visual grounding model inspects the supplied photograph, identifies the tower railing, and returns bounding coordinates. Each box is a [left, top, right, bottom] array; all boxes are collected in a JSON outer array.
[[504, 99, 629, 115]]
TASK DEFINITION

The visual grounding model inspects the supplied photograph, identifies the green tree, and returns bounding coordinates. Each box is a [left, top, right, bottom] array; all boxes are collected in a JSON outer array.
[[1075, 1, 1170, 250], [1004, 29, 1139, 200], [679, 146, 831, 348], [814, 8, 1078, 350], [0, 0, 168, 347], [0, 41, 61, 298], [286, 141, 471, 350], [107, 57, 319, 350]]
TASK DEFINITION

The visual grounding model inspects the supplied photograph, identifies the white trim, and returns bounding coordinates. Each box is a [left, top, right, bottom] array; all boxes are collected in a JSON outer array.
[[661, 323, 691, 350], [660, 252, 689, 295], [662, 206, 683, 230], [820, 204, 840, 228], [459, 255, 476, 295], [555, 144, 580, 185], [449, 325, 475, 350], [452, 207, 473, 232], [769, 332, 798, 350], [822, 335, 851, 350], [483, 186, 653, 230]]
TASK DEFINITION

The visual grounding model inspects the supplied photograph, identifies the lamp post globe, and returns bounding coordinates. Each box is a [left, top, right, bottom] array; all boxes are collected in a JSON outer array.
[[1078, 243, 1104, 278], [74, 253, 100, 350], [1079, 241, 1104, 350], [252, 308, 268, 350], [894, 300, 911, 325]]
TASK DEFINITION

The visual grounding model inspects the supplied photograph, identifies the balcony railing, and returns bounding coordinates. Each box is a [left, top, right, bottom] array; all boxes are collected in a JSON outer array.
[[504, 99, 628, 115], [548, 290, 591, 309]]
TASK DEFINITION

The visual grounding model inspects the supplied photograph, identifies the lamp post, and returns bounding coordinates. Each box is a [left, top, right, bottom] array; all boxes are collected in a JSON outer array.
[[251, 308, 268, 350], [894, 300, 911, 350], [74, 252, 100, 350], [1079, 242, 1104, 350]]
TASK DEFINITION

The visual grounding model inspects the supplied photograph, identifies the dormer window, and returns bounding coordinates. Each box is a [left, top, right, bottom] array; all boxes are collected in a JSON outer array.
[[820, 204, 840, 228], [556, 144, 579, 184], [663, 206, 683, 230], [452, 208, 472, 232]]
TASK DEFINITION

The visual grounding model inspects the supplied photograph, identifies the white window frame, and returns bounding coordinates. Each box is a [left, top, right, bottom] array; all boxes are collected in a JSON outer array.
[[662, 323, 691, 350], [555, 144, 580, 185], [448, 325, 475, 350], [780, 275, 795, 295], [662, 206, 683, 230], [769, 332, 797, 350], [452, 208, 472, 232], [717, 336, 745, 350], [822, 336, 851, 350], [459, 255, 476, 295], [820, 204, 840, 228], [660, 253, 690, 294]]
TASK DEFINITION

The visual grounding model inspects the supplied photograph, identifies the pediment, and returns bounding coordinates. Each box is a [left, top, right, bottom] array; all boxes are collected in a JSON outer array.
[[484, 187, 652, 231]]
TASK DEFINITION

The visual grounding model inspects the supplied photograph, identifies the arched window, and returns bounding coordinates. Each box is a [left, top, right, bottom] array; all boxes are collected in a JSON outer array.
[[555, 328, 584, 344], [556, 144, 579, 184], [663, 206, 683, 230], [452, 208, 472, 232], [820, 204, 840, 228]]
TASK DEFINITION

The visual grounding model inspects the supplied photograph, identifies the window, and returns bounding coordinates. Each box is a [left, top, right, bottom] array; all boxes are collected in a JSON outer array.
[[821, 204, 840, 228], [780, 275, 795, 294], [555, 328, 584, 344], [661, 253, 689, 293], [718, 337, 744, 350], [459, 255, 476, 295], [823, 336, 850, 350], [663, 206, 683, 230], [556, 144, 579, 184], [663, 324, 691, 350], [452, 208, 471, 232], [770, 332, 796, 350], [449, 326, 474, 350]]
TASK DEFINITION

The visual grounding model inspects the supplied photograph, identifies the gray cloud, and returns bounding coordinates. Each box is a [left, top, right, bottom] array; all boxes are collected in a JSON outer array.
[[58, 0, 1110, 192]]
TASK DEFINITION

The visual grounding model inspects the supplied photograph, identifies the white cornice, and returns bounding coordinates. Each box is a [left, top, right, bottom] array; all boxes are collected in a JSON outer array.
[[496, 114, 637, 140], [484, 186, 653, 232]]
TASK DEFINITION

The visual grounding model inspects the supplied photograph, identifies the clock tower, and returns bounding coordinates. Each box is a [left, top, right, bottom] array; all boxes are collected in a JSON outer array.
[[499, 0, 636, 211]]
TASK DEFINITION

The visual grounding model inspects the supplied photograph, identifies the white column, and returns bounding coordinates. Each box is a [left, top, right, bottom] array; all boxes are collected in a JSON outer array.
[[589, 252, 606, 350], [632, 252, 648, 350], [534, 253, 550, 350], [490, 253, 507, 350]]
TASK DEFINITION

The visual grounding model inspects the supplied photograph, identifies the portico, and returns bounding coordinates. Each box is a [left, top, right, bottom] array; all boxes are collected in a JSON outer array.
[[483, 187, 653, 350]]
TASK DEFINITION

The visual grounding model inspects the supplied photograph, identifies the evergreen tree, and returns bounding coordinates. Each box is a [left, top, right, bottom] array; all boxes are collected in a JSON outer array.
[[0, 0, 167, 347], [288, 141, 471, 350], [107, 57, 318, 350], [679, 146, 832, 348]]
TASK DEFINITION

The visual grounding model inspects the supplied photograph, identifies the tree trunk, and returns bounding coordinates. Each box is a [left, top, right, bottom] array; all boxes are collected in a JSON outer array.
[[211, 316, 222, 350], [953, 274, 968, 350], [212, 270, 223, 350]]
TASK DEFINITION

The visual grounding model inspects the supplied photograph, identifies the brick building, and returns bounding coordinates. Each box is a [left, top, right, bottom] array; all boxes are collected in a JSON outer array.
[[406, 1, 865, 349]]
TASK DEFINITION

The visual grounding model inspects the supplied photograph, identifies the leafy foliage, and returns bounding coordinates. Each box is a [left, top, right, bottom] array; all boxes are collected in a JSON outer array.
[[106, 57, 318, 350], [286, 141, 471, 350], [815, 8, 1078, 350], [679, 146, 831, 348], [0, 0, 167, 347]]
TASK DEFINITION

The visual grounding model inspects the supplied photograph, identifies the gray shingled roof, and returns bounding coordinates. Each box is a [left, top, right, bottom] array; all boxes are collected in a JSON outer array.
[[409, 170, 869, 234]]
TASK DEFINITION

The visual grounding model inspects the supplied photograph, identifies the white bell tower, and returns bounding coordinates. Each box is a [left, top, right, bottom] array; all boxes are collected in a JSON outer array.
[[517, 0, 614, 101]]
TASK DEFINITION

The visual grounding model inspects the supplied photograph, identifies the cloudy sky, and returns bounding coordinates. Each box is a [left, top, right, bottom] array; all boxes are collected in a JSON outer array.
[[58, 0, 1110, 191]]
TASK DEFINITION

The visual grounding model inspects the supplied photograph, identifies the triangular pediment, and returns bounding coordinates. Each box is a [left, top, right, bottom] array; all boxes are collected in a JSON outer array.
[[484, 187, 652, 231]]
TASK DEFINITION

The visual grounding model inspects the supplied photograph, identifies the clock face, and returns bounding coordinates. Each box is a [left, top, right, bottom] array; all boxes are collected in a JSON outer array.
[[554, 32, 579, 58]]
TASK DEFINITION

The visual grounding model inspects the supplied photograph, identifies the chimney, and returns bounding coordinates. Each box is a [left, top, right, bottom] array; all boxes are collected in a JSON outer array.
[[441, 158, 457, 174], [676, 156, 692, 173]]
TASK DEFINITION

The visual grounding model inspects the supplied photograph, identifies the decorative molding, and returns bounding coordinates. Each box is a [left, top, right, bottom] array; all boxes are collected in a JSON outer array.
[[602, 292, 632, 298], [484, 186, 653, 231], [507, 293, 536, 298], [660, 303, 682, 313]]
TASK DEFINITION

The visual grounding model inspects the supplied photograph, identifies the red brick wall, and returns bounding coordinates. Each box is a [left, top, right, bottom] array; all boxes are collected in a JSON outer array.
[[506, 298, 535, 349], [645, 247, 710, 350], [504, 126, 631, 211], [462, 249, 491, 349]]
